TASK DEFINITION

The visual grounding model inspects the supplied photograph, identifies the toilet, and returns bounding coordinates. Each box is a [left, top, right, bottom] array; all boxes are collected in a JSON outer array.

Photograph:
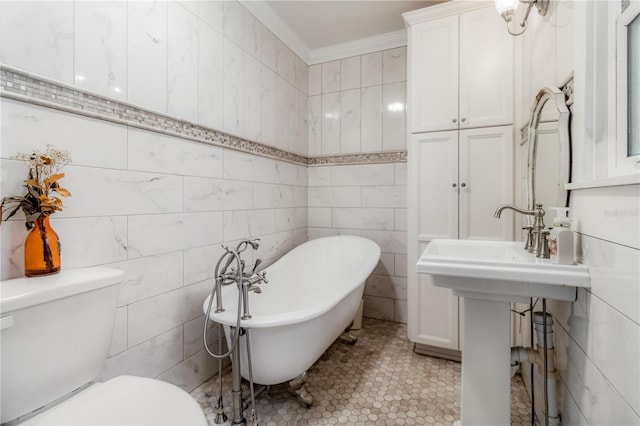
[[0, 267, 207, 425]]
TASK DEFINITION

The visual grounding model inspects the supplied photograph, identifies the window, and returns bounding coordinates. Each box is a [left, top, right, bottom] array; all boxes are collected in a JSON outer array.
[[624, 6, 639, 157], [615, 0, 640, 171], [572, 0, 640, 184]]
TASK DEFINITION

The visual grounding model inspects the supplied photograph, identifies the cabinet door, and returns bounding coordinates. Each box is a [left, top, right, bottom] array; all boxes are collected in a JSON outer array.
[[408, 242, 460, 349], [414, 131, 459, 240], [409, 15, 459, 133], [458, 126, 514, 240], [458, 7, 514, 128]]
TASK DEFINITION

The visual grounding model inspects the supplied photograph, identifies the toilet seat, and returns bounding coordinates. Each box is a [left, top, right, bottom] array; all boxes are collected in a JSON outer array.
[[22, 375, 207, 425]]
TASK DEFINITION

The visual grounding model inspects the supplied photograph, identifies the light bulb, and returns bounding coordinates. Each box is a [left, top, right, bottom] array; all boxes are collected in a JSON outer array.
[[495, 0, 519, 15]]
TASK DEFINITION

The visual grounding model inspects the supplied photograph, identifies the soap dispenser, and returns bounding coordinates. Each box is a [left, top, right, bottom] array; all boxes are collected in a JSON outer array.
[[548, 207, 574, 265]]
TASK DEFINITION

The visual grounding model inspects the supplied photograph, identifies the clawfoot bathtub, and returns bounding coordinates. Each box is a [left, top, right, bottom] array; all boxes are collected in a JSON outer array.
[[203, 235, 380, 403]]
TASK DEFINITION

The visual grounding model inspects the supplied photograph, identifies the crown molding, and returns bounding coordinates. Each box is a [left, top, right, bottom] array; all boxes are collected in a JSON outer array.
[[307, 30, 407, 65], [403, 0, 492, 26], [240, 0, 311, 63], [241, 1, 409, 65]]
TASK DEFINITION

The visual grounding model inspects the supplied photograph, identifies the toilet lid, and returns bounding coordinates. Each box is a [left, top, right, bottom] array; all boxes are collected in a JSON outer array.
[[22, 376, 207, 425]]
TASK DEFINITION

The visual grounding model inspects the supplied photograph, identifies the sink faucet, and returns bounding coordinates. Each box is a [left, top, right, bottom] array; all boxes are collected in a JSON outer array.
[[494, 203, 547, 255]]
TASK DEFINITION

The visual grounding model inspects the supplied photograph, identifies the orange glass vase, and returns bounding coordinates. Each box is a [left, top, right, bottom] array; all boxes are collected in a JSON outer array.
[[24, 215, 61, 277]]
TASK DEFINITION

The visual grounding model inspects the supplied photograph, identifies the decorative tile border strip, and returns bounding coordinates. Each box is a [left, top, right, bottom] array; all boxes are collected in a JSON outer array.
[[307, 151, 407, 166], [0, 65, 406, 167]]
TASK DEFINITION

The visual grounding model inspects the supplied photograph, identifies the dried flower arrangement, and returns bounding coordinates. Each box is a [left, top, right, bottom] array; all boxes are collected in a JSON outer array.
[[1, 145, 72, 229]]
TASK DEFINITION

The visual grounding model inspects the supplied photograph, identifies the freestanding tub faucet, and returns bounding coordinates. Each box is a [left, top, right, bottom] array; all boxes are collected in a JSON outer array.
[[203, 239, 267, 426], [494, 203, 547, 256]]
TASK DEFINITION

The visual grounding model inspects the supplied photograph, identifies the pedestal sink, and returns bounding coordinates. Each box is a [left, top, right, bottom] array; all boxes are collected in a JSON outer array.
[[416, 239, 590, 426]]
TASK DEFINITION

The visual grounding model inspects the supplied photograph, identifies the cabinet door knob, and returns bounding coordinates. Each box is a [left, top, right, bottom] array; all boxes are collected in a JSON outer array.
[[461, 182, 467, 188], [461, 117, 466, 123], [452, 183, 457, 188], [452, 118, 457, 124]]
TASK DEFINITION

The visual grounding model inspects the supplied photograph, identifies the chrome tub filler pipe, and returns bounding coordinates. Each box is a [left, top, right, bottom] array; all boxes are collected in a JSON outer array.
[[203, 239, 267, 426]]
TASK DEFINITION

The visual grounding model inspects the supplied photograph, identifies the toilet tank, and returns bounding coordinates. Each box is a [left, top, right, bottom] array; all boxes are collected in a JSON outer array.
[[0, 267, 124, 424]]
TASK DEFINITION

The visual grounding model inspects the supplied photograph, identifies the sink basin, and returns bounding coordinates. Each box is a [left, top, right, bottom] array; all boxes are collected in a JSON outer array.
[[416, 239, 590, 303], [416, 239, 590, 425]]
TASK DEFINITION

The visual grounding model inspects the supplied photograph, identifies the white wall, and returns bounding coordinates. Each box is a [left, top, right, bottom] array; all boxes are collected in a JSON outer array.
[[515, 1, 640, 424], [308, 163, 408, 322], [305, 48, 408, 322], [307, 47, 407, 155], [0, 0, 308, 155], [0, 0, 307, 392]]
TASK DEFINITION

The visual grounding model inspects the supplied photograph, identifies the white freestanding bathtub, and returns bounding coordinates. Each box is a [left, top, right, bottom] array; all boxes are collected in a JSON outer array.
[[203, 235, 380, 386]]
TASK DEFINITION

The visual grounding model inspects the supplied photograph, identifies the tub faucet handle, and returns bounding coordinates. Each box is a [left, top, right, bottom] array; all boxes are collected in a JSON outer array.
[[251, 258, 262, 274]]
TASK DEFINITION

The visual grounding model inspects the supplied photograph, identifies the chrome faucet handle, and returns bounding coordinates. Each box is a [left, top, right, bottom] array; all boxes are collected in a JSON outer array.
[[247, 271, 268, 285], [538, 230, 551, 259], [530, 229, 544, 255], [522, 226, 534, 251], [243, 270, 268, 287], [250, 258, 262, 274]]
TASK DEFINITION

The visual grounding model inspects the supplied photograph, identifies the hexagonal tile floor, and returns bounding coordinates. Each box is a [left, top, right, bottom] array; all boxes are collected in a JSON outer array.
[[191, 319, 532, 425]]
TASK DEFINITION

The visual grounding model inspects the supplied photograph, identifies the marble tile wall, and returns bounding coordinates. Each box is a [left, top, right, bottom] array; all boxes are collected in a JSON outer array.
[[0, 97, 308, 391], [0, 0, 308, 156], [546, 188, 639, 425], [305, 48, 408, 324], [0, 0, 411, 399], [0, 0, 308, 394], [516, 214, 640, 426], [307, 48, 407, 156], [308, 163, 408, 323]]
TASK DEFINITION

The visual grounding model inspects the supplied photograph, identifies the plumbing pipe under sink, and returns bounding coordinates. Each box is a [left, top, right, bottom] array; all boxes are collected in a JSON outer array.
[[511, 312, 559, 425]]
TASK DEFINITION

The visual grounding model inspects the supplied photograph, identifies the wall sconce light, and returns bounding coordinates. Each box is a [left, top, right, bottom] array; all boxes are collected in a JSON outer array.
[[495, 0, 549, 36]]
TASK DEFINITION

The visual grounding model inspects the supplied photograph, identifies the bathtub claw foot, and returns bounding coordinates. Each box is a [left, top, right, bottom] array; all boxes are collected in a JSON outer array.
[[289, 371, 308, 391], [289, 372, 313, 407], [339, 332, 358, 345], [295, 385, 314, 407]]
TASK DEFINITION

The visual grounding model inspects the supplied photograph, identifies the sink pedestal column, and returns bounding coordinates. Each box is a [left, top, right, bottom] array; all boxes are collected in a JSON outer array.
[[416, 238, 590, 425], [460, 297, 511, 425]]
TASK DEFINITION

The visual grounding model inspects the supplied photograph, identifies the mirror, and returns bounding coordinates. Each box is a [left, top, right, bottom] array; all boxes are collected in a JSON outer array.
[[525, 84, 572, 220]]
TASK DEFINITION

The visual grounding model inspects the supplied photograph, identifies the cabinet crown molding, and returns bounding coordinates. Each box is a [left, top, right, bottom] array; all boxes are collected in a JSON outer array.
[[403, 1, 492, 26]]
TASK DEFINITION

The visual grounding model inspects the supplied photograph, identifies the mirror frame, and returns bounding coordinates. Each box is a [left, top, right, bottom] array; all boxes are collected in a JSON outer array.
[[525, 85, 572, 211]]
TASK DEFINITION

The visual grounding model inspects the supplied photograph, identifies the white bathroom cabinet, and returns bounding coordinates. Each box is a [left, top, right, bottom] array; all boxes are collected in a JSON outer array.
[[412, 127, 514, 242], [407, 4, 513, 134], [407, 127, 514, 353], [404, 2, 515, 356]]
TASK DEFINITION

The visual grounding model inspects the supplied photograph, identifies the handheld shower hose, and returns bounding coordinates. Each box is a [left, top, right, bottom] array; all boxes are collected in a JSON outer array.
[[203, 245, 260, 425]]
